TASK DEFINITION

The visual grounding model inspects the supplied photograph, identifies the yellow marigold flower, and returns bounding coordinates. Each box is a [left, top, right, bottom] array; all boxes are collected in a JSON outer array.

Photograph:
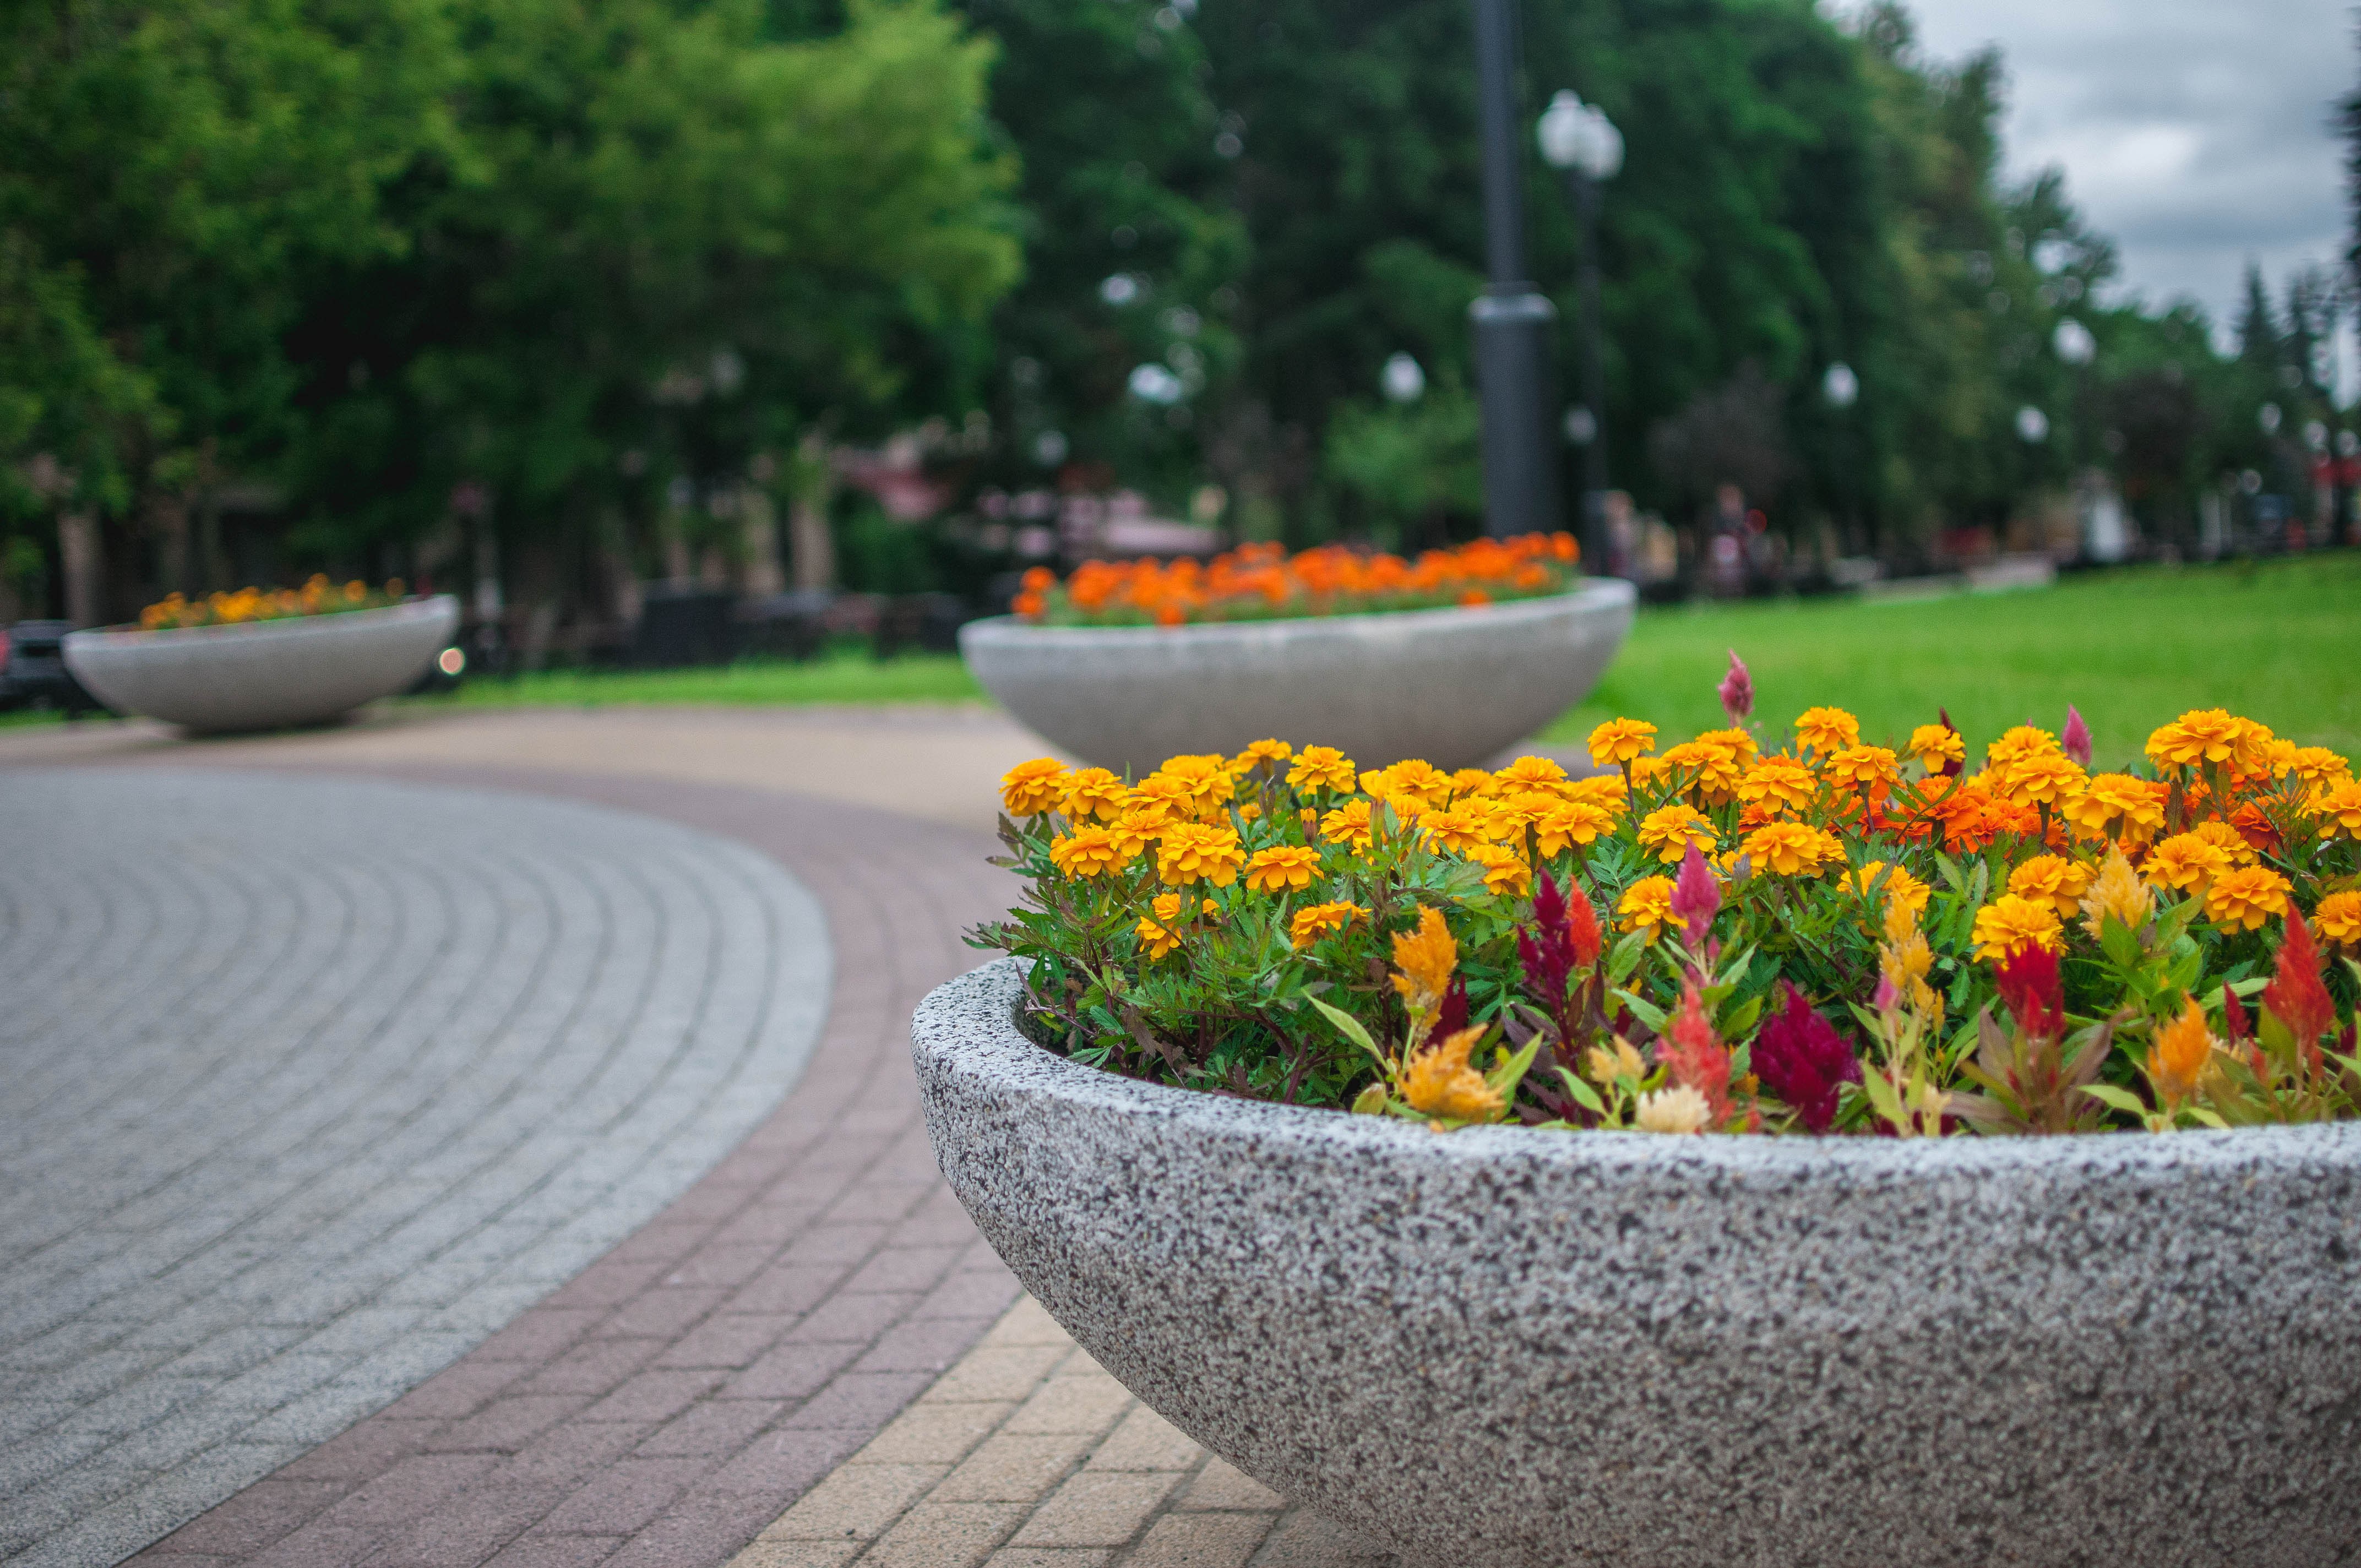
[[1048, 825, 1129, 878], [1320, 798, 1376, 850], [2231, 719, 2283, 779], [1736, 755, 1818, 815], [2204, 864, 2291, 932], [1695, 726, 1760, 765], [1125, 775, 1195, 827], [2144, 831, 2232, 894], [1823, 744, 1901, 793], [1616, 875, 1683, 943], [2189, 819, 2255, 866], [1288, 900, 1366, 948], [1494, 755, 1570, 793], [2147, 997, 2217, 1106], [1562, 773, 1629, 814], [1154, 754, 1237, 816], [1986, 725, 2059, 771], [1153, 823, 1246, 886], [1390, 905, 1458, 1013], [1906, 723, 1965, 772], [1243, 845, 1323, 894], [1467, 843, 1531, 896], [1243, 738, 1293, 765], [2313, 781, 2361, 839], [1587, 717, 1657, 767], [1793, 706, 1861, 759], [1106, 811, 1162, 862], [1135, 916, 1182, 960], [2007, 854, 2093, 919], [1634, 1084, 1711, 1134], [1971, 894, 2064, 963], [2147, 707, 2243, 769], [1000, 758, 1071, 816], [1403, 1024, 1504, 1121], [1741, 821, 1838, 878], [1417, 803, 1495, 855], [1994, 750, 2086, 808], [1636, 804, 1717, 864], [2313, 891, 2361, 947], [1848, 860, 1931, 922], [1449, 767, 1499, 799], [1361, 759, 1451, 809], [1151, 892, 1185, 922], [1531, 799, 1616, 858], [1287, 745, 1359, 794], [2291, 747, 2353, 788], [1661, 738, 1745, 804], [1060, 767, 1129, 823], [2079, 848, 2153, 938], [2063, 772, 2168, 842]]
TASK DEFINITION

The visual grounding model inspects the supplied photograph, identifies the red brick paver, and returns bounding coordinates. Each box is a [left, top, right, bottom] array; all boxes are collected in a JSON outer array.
[[116, 765, 1023, 1568]]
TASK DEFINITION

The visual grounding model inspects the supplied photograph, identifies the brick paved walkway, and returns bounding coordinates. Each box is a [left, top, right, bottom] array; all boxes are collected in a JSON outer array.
[[0, 771, 829, 1568]]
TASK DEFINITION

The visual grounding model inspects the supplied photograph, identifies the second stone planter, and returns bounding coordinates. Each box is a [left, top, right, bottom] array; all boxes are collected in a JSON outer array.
[[958, 580, 1635, 773]]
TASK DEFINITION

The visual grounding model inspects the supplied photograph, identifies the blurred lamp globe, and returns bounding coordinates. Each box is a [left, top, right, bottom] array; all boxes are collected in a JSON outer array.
[[1128, 363, 1186, 405], [2015, 405, 2049, 443], [1536, 90, 1623, 180], [2260, 402, 2282, 435], [2052, 317, 2096, 366], [1381, 352, 1426, 404], [1821, 362, 1858, 409], [1563, 406, 1597, 445]]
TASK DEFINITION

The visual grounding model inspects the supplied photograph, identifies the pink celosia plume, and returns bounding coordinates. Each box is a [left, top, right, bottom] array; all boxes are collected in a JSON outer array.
[[1718, 649, 1754, 725], [2062, 706, 2092, 767], [1671, 843, 1720, 933]]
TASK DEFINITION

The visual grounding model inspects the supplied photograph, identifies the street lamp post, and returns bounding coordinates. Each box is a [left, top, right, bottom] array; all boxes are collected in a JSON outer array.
[[1467, 0, 1560, 540], [1536, 89, 1623, 569]]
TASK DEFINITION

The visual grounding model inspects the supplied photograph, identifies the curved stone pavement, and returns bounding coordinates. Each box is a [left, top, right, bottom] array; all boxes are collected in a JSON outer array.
[[0, 770, 830, 1568]]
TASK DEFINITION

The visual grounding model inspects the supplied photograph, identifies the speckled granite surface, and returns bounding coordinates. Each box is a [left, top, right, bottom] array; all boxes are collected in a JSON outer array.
[[915, 959, 2361, 1568]]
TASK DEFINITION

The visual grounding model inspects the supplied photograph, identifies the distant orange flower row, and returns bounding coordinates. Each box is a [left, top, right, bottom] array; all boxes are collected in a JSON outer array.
[[140, 575, 406, 630], [1011, 533, 1580, 626]]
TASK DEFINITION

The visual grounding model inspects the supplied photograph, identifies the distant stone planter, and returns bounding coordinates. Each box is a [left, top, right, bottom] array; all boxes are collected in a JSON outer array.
[[64, 595, 460, 734], [915, 959, 2361, 1568], [958, 581, 1634, 773]]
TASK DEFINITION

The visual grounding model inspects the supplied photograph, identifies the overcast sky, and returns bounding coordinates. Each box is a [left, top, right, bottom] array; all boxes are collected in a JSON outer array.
[[1878, 0, 2351, 342]]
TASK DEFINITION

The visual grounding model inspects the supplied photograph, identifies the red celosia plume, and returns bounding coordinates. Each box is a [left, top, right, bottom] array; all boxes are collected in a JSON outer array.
[[1994, 944, 2064, 1042], [2262, 912, 2336, 1053], [1751, 982, 1861, 1134], [1657, 984, 1732, 1124]]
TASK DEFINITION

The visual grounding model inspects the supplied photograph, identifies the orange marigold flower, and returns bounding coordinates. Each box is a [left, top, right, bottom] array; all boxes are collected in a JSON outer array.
[[2144, 831, 2232, 894], [1048, 826, 1129, 878], [1420, 803, 1497, 856], [1562, 773, 1629, 813], [2147, 996, 2216, 1105], [2204, 864, 2292, 932], [2189, 819, 2256, 865], [2313, 780, 2361, 839], [1587, 717, 1657, 767], [2314, 891, 2361, 947], [2147, 707, 2244, 769], [1906, 723, 1966, 772], [1985, 725, 2060, 772], [1736, 755, 1819, 815], [1402, 1024, 1504, 1121], [1243, 845, 1323, 894], [1152, 823, 1246, 886], [1153, 754, 1237, 817], [1106, 812, 1162, 862], [2063, 772, 2168, 842], [1661, 738, 1745, 805], [1994, 750, 2087, 808], [1467, 843, 1531, 896], [1242, 738, 1293, 765], [1000, 758, 1071, 816], [1135, 914, 1182, 960], [1287, 745, 1359, 794], [1636, 804, 1718, 863], [1793, 706, 1862, 759], [1060, 767, 1129, 823], [1823, 744, 1902, 793], [1288, 900, 1367, 948], [1320, 798, 1376, 850], [1531, 799, 1616, 857], [1495, 754, 1571, 794], [1972, 894, 2064, 963], [1616, 875, 1683, 943], [2007, 854, 2094, 919], [1449, 767, 1499, 798], [1740, 821, 1840, 877], [1694, 726, 1761, 765]]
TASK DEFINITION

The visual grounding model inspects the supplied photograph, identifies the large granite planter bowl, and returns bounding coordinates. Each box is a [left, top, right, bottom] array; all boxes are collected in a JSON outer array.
[[64, 595, 460, 734], [915, 959, 2361, 1568], [958, 581, 1635, 772]]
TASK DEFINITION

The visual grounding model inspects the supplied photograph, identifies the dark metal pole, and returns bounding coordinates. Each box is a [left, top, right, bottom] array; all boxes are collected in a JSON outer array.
[[1573, 165, 1608, 564], [1468, 0, 1560, 540]]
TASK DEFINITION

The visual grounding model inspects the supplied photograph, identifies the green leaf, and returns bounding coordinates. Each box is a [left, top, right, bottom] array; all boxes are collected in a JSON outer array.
[[1720, 991, 1766, 1041], [1553, 1067, 1606, 1115], [1307, 996, 1387, 1065], [1349, 1082, 1389, 1115], [1485, 1036, 1543, 1105], [1606, 931, 1645, 987], [1612, 988, 1668, 1031], [2075, 1083, 2150, 1117], [2099, 913, 2142, 971]]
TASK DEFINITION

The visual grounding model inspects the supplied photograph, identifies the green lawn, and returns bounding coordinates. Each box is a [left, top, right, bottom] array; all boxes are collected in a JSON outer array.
[[1542, 554, 2361, 769], [429, 646, 984, 709]]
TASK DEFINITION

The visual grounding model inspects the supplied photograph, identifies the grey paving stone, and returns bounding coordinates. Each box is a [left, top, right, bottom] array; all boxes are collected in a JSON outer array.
[[0, 770, 830, 1568]]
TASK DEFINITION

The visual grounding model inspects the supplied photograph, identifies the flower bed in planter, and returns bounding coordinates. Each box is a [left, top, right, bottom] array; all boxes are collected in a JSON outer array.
[[65, 584, 459, 733], [961, 554, 1633, 772], [917, 694, 2361, 1561]]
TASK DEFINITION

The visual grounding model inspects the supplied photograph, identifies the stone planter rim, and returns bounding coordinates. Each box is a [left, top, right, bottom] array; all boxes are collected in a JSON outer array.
[[929, 956, 2358, 1174]]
